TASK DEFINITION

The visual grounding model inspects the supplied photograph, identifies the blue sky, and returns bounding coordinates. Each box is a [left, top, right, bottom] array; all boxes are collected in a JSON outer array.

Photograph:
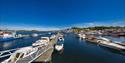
[[0, 0, 125, 30]]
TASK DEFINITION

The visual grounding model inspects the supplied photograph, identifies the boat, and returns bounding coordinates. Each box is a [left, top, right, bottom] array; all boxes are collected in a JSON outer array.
[[55, 36, 64, 51], [31, 33, 38, 37], [0, 31, 21, 42], [111, 32, 125, 37], [32, 37, 50, 47], [78, 33, 86, 39], [84, 35, 125, 51], [55, 44, 63, 51], [2, 46, 38, 63], [98, 40, 125, 50], [0, 31, 16, 41], [95, 37, 125, 50]]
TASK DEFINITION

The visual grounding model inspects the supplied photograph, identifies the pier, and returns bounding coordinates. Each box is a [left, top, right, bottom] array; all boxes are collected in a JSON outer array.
[[32, 38, 57, 62], [34, 47, 53, 62]]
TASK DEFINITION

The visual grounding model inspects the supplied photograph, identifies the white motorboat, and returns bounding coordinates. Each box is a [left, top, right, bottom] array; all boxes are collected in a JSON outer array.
[[55, 44, 63, 51], [78, 33, 86, 39], [31, 33, 38, 37], [98, 41, 125, 50], [96, 37, 125, 50], [0, 31, 17, 41], [55, 36, 64, 51], [32, 37, 50, 46], [2, 46, 38, 63]]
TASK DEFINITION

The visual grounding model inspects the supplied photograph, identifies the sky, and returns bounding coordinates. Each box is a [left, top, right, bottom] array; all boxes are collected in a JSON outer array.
[[0, 0, 125, 30]]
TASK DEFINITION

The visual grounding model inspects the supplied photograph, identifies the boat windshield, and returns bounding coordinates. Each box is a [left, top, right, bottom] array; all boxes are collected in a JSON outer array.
[[57, 41, 63, 45]]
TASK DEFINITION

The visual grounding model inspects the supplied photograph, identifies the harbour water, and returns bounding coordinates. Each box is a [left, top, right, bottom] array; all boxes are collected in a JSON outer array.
[[0, 32, 125, 63], [52, 33, 125, 63]]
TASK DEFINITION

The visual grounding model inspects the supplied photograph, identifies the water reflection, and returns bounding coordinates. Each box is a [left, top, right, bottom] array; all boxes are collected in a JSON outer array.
[[0, 42, 14, 50], [3, 42, 13, 49], [1, 32, 125, 63], [0, 37, 39, 51]]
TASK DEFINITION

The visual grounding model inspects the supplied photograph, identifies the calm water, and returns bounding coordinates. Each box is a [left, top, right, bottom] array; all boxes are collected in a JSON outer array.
[[0, 32, 125, 63], [52, 33, 125, 63], [0, 32, 50, 51]]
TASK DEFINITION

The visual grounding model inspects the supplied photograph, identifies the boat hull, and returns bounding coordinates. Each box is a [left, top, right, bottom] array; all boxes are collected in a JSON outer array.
[[55, 44, 63, 51]]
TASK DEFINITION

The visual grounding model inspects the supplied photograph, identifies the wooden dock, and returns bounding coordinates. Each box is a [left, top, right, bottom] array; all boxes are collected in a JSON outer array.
[[34, 47, 53, 62], [33, 38, 57, 62]]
